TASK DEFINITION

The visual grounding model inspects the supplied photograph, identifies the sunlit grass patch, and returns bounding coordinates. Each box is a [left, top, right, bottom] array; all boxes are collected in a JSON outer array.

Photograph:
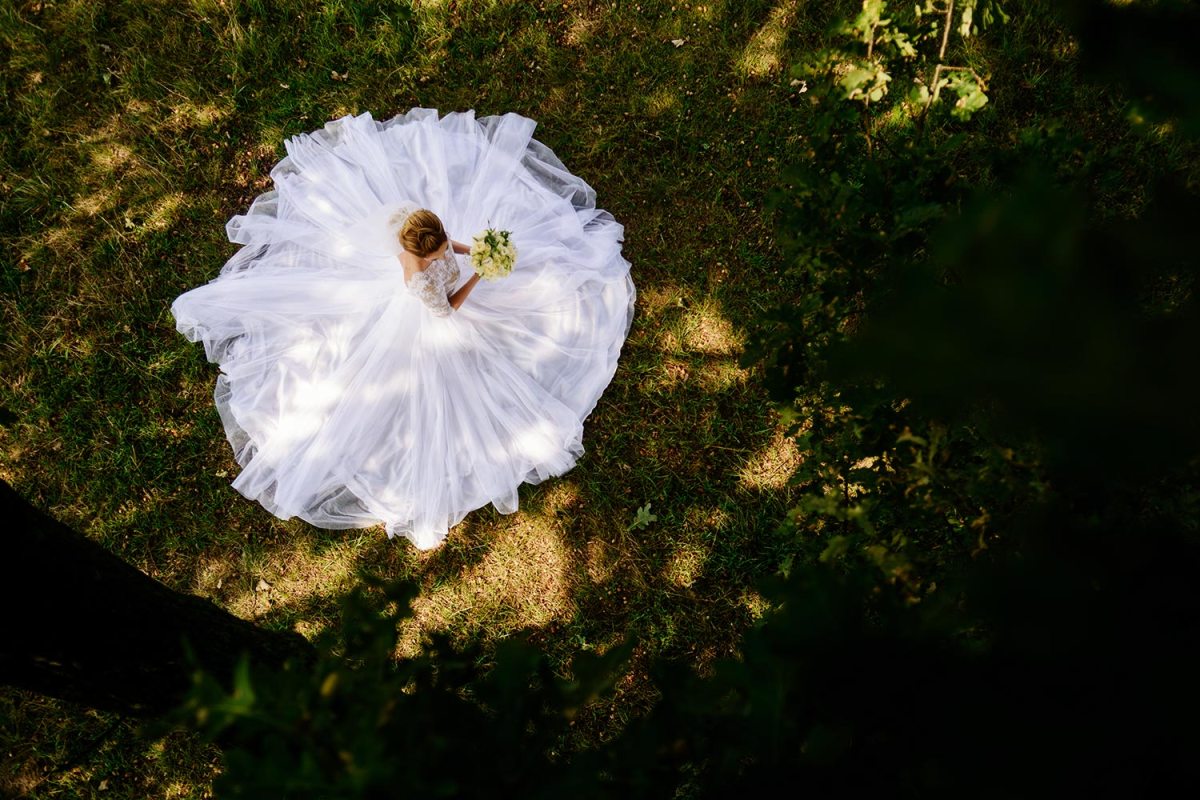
[[638, 291, 751, 395], [197, 534, 359, 634], [37, 223, 87, 257], [678, 298, 744, 355], [663, 541, 708, 588], [71, 190, 115, 217], [736, 0, 803, 78], [563, 11, 600, 47], [739, 587, 771, 619], [667, 1, 726, 24], [535, 479, 581, 515], [399, 515, 578, 657], [738, 426, 803, 491], [695, 358, 749, 391], [646, 355, 691, 392], [164, 100, 230, 132], [634, 284, 689, 320], [87, 141, 138, 174], [642, 86, 682, 117], [138, 192, 188, 233]]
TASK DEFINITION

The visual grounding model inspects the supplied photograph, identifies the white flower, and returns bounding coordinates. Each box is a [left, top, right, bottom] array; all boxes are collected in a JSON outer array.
[[469, 227, 517, 281]]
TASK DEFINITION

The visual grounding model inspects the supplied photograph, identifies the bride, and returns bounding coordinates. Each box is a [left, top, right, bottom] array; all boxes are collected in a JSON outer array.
[[172, 109, 635, 549]]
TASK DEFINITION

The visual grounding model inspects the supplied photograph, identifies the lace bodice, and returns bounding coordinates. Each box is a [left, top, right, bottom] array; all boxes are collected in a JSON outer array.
[[406, 251, 460, 317]]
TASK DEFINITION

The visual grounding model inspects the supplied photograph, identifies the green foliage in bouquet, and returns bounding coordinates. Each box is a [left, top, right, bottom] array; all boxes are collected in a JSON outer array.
[[470, 227, 517, 280]]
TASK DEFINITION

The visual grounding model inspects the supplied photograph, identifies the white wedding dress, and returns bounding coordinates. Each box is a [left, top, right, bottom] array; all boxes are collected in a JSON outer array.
[[172, 109, 635, 548]]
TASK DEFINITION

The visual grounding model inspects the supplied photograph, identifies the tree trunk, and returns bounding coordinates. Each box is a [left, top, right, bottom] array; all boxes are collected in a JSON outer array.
[[0, 479, 314, 716]]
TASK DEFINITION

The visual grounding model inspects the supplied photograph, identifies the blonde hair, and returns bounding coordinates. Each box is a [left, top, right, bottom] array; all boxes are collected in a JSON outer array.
[[398, 209, 448, 258]]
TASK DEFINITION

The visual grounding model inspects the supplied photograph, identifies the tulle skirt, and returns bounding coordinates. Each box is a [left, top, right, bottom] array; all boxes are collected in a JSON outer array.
[[172, 109, 635, 548]]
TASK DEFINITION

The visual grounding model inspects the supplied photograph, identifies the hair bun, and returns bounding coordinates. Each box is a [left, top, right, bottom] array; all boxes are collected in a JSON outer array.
[[399, 209, 448, 258]]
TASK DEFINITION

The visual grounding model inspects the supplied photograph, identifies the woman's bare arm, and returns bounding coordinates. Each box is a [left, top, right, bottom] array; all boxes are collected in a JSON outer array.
[[451, 239, 470, 255], [448, 274, 480, 310]]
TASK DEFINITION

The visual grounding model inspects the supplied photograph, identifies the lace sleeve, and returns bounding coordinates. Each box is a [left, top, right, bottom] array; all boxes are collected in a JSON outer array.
[[408, 270, 452, 317]]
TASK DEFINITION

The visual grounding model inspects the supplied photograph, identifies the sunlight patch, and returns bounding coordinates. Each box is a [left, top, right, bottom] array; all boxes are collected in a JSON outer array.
[[515, 420, 561, 462], [736, 0, 801, 78], [679, 301, 743, 355], [219, 541, 358, 623], [141, 192, 187, 232], [193, 555, 237, 605], [88, 142, 136, 173], [694, 358, 749, 392], [167, 100, 230, 131], [538, 480, 580, 515], [664, 542, 707, 588], [187, 0, 227, 16], [684, 505, 730, 530], [689, 2, 723, 21], [644, 87, 681, 117], [647, 356, 690, 392], [656, 328, 682, 354], [635, 284, 686, 319], [39, 224, 85, 256], [399, 518, 575, 657], [738, 428, 803, 491], [0, 457, 18, 483], [565, 14, 598, 46], [73, 190, 114, 216], [740, 588, 772, 619]]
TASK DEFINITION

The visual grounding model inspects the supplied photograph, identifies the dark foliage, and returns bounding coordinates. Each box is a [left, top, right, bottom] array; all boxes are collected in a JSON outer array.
[[176, 578, 634, 798]]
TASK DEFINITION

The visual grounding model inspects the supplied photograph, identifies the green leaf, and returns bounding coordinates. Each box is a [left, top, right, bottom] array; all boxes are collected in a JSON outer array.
[[232, 655, 256, 707], [841, 67, 876, 95], [629, 503, 658, 530], [819, 535, 851, 562]]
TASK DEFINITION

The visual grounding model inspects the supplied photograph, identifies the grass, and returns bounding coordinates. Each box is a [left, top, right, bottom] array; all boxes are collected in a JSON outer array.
[[5, 0, 1185, 794], [0, 0, 832, 795]]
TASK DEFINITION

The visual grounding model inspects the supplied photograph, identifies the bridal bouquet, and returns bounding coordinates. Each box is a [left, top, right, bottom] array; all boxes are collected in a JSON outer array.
[[469, 228, 517, 281]]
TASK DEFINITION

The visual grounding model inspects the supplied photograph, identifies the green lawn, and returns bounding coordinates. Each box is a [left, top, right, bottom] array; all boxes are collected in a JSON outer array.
[[0, 1, 826, 795]]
